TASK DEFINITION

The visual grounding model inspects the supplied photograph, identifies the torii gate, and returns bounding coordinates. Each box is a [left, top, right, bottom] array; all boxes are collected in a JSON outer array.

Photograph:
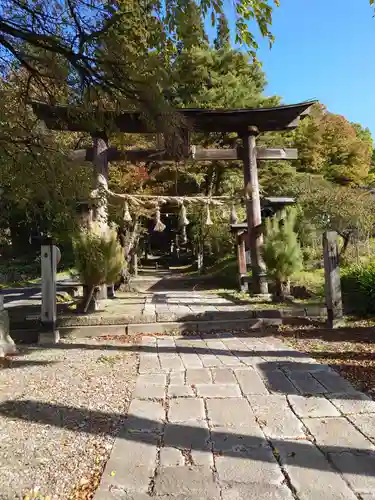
[[31, 100, 314, 296]]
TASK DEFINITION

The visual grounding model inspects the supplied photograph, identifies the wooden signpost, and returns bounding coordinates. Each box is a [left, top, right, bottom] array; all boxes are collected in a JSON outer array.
[[40, 238, 60, 344], [323, 231, 343, 328]]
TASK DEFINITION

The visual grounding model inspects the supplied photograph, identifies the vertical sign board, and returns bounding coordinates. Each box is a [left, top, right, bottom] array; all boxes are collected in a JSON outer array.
[[40, 239, 59, 343], [323, 231, 343, 327]]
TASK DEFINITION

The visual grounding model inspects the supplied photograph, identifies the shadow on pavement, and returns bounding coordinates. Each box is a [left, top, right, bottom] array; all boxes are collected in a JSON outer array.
[[0, 399, 373, 476]]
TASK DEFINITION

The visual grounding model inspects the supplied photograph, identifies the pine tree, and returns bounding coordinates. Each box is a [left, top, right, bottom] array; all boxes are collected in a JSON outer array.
[[262, 208, 303, 300], [175, 0, 209, 52], [214, 15, 231, 50]]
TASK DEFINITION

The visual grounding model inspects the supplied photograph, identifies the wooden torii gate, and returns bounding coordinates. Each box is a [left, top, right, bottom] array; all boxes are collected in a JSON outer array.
[[31, 100, 314, 296]]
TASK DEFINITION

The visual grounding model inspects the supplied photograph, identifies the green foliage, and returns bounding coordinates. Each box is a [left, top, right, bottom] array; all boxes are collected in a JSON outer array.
[[214, 15, 231, 50], [262, 208, 303, 282], [0, 77, 92, 244], [0, 0, 279, 110], [169, 46, 271, 109], [341, 262, 375, 316], [188, 205, 244, 265], [189, 256, 240, 288], [292, 104, 373, 185], [73, 228, 124, 288], [294, 175, 375, 253]]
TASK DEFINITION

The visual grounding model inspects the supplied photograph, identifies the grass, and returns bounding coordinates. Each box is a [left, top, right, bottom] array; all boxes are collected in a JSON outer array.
[[209, 289, 283, 309], [292, 268, 325, 298], [0, 269, 76, 289], [187, 256, 242, 286], [206, 266, 326, 309]]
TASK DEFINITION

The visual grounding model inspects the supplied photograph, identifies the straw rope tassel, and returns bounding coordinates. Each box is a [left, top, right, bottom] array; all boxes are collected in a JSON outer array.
[[154, 204, 166, 232], [179, 203, 189, 227], [230, 204, 238, 225], [180, 226, 188, 245], [123, 201, 132, 222]]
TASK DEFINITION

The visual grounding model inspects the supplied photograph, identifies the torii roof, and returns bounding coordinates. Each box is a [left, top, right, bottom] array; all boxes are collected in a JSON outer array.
[[30, 101, 315, 134]]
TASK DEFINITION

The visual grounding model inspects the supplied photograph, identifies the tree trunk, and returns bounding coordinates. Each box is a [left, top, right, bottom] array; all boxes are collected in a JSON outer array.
[[117, 220, 140, 291], [214, 162, 224, 195], [77, 286, 100, 313], [204, 163, 215, 196], [275, 278, 291, 302], [339, 233, 351, 258]]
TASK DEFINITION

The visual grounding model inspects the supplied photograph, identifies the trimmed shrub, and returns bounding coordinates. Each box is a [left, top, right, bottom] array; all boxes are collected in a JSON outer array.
[[73, 227, 124, 311], [341, 261, 375, 316], [262, 208, 303, 300]]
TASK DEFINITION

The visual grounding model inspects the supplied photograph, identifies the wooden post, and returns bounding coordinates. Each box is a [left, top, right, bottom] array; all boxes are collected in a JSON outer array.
[[40, 238, 59, 343], [236, 233, 247, 292], [241, 128, 268, 295], [133, 252, 138, 277], [197, 242, 204, 272], [92, 133, 109, 300], [323, 231, 343, 327]]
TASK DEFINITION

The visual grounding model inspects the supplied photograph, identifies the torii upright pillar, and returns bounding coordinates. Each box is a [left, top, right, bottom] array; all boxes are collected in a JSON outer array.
[[242, 127, 268, 295], [92, 132, 110, 299]]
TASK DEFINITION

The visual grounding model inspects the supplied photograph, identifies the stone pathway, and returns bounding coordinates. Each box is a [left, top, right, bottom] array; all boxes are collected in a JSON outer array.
[[95, 333, 375, 500]]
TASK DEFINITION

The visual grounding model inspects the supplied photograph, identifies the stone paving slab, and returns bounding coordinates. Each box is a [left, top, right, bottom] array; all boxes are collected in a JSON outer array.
[[99, 433, 158, 494], [133, 384, 166, 400], [168, 385, 195, 398], [234, 368, 269, 395], [164, 421, 211, 449], [159, 447, 184, 467], [206, 397, 255, 427], [154, 466, 220, 498], [215, 447, 284, 484], [258, 368, 299, 395], [95, 332, 375, 500], [195, 383, 242, 398], [327, 391, 375, 415], [211, 368, 238, 385], [170, 372, 185, 385], [248, 394, 306, 440], [312, 370, 358, 393], [139, 354, 160, 373], [303, 416, 375, 452], [288, 394, 341, 418], [329, 451, 375, 495], [276, 439, 358, 500], [168, 398, 205, 422], [221, 482, 294, 500], [284, 371, 328, 395], [211, 426, 265, 451], [186, 368, 212, 385], [348, 413, 375, 443]]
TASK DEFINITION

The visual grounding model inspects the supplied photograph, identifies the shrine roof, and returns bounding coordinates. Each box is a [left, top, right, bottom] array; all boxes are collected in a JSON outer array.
[[30, 101, 316, 134]]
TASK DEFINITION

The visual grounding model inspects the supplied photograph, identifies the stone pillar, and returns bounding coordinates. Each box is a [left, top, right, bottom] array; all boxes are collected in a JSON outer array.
[[236, 233, 247, 292], [0, 296, 16, 357], [323, 231, 343, 327], [241, 128, 268, 295], [40, 238, 59, 344], [92, 133, 109, 300]]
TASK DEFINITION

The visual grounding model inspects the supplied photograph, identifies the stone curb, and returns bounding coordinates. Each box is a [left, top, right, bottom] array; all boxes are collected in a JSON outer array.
[[53, 315, 325, 338]]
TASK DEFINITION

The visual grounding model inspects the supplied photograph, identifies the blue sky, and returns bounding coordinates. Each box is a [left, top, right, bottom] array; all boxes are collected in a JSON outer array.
[[209, 0, 375, 138]]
